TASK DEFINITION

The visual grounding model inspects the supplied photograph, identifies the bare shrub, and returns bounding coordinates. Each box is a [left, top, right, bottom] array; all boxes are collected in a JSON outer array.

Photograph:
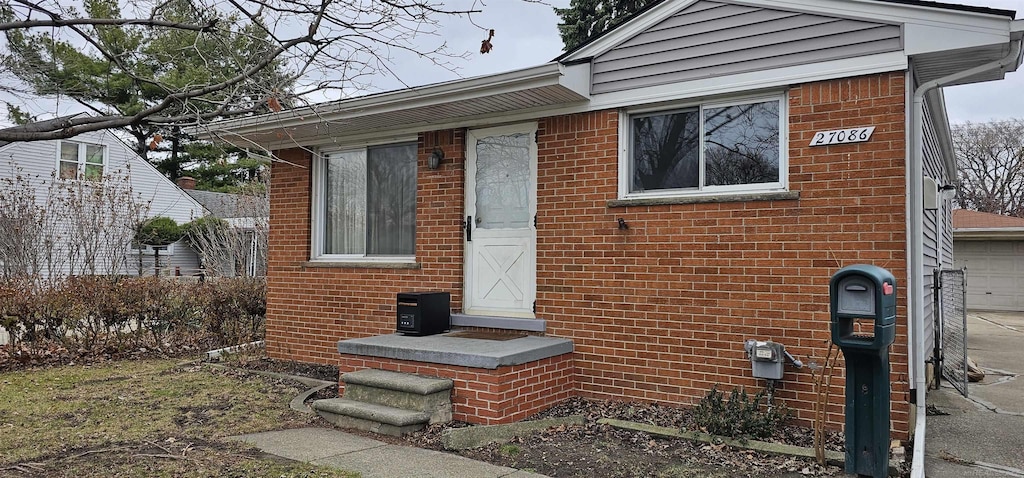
[[0, 163, 150, 280], [0, 277, 265, 366], [185, 179, 269, 278]]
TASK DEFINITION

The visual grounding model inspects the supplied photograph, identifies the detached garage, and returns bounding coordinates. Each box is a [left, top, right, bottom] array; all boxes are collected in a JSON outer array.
[[953, 209, 1024, 312]]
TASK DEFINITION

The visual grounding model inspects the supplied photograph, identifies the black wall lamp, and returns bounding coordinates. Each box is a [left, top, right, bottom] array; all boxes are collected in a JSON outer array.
[[428, 147, 445, 170], [939, 183, 957, 201]]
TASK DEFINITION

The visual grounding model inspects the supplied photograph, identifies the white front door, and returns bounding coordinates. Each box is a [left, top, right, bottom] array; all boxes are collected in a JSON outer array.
[[464, 123, 537, 318]]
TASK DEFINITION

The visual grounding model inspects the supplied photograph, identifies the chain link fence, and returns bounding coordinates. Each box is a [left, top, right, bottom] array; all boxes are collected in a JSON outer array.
[[936, 269, 968, 397]]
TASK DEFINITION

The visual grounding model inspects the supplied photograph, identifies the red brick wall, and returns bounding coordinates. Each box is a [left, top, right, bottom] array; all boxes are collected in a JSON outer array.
[[266, 131, 466, 363], [267, 72, 911, 438], [338, 354, 576, 424], [535, 72, 909, 437]]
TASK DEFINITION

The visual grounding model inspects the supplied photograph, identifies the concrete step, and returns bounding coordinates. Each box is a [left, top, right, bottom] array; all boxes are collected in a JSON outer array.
[[341, 369, 453, 424], [342, 369, 453, 395], [313, 398, 431, 437]]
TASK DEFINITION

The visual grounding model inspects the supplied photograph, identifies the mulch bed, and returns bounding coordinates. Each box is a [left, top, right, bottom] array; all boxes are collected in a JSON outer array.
[[394, 397, 848, 477], [236, 357, 859, 477]]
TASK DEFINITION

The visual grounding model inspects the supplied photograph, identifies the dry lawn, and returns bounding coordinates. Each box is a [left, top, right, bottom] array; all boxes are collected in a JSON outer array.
[[0, 359, 356, 477]]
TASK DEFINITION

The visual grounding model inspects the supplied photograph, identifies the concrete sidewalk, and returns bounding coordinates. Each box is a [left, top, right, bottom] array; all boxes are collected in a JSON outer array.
[[925, 312, 1024, 478], [230, 427, 549, 478]]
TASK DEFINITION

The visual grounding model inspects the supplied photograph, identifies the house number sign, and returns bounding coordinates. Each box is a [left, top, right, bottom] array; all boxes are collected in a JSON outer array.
[[809, 126, 875, 146]]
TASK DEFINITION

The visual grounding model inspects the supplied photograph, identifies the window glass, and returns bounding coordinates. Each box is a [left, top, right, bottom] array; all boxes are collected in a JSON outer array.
[[366, 143, 416, 255], [474, 133, 531, 229], [630, 109, 699, 193], [84, 143, 104, 181], [58, 142, 105, 181], [59, 142, 79, 179], [83, 164, 103, 181], [626, 97, 783, 195], [59, 161, 78, 180], [324, 150, 366, 255], [704, 100, 780, 186], [85, 145, 104, 164], [60, 143, 78, 161], [321, 142, 417, 257]]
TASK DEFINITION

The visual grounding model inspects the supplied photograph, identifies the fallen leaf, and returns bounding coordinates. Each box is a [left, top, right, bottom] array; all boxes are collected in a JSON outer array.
[[268, 96, 282, 112]]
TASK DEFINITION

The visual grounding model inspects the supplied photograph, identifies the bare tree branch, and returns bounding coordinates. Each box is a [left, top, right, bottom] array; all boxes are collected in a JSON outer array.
[[0, 0, 504, 143], [0, 17, 217, 32], [954, 119, 1024, 217]]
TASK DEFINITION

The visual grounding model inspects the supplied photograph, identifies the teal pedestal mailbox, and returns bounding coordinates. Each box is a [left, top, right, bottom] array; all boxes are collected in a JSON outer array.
[[829, 264, 896, 478]]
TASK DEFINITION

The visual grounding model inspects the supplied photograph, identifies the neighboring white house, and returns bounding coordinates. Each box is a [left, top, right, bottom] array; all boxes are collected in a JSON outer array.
[[0, 124, 206, 278]]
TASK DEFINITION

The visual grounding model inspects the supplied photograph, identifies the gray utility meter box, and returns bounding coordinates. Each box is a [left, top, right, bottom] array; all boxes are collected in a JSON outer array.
[[744, 340, 785, 380]]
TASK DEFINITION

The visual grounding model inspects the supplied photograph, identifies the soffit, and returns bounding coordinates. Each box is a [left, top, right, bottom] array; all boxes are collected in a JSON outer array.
[[203, 63, 589, 150], [915, 42, 1020, 85]]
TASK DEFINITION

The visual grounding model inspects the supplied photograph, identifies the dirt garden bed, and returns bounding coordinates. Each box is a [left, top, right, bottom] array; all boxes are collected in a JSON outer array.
[[392, 397, 849, 478], [243, 355, 857, 478]]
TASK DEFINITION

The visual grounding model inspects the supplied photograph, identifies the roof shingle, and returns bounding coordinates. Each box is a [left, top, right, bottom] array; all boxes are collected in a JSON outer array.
[[953, 209, 1024, 229]]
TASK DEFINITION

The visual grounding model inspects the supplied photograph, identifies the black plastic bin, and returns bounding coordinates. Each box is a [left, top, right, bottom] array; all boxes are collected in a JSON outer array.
[[396, 292, 450, 336]]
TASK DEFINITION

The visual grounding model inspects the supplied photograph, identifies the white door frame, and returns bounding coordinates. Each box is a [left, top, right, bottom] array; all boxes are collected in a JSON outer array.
[[464, 122, 538, 318]]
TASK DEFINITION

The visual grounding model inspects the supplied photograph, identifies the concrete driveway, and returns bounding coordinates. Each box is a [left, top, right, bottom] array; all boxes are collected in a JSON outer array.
[[925, 311, 1024, 477]]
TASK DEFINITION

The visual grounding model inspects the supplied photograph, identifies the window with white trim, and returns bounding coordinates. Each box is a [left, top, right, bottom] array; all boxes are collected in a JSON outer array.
[[621, 95, 786, 198], [58, 141, 105, 180], [313, 142, 417, 260]]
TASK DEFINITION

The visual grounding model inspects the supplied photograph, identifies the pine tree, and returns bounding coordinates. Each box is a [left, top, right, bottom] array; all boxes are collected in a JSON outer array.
[[555, 0, 659, 50], [3, 0, 290, 182]]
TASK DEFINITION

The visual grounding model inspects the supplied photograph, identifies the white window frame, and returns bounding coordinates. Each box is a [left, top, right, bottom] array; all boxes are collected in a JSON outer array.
[[57, 141, 107, 181], [618, 93, 788, 200], [311, 138, 418, 263]]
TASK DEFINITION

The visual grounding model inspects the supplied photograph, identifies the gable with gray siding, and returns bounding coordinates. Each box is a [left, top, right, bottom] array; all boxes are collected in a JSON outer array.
[[591, 1, 902, 94]]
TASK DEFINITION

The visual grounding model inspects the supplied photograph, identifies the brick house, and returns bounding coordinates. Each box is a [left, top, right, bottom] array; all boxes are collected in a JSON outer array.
[[209, 0, 1022, 445]]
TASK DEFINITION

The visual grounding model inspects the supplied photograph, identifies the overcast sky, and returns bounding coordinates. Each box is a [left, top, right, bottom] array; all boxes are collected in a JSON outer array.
[[2, 0, 1021, 126]]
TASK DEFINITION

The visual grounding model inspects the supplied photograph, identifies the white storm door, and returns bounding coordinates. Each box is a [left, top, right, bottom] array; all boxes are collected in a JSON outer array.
[[464, 123, 537, 318]]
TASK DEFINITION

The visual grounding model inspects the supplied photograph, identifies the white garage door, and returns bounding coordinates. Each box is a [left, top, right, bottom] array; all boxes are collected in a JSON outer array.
[[953, 240, 1024, 311]]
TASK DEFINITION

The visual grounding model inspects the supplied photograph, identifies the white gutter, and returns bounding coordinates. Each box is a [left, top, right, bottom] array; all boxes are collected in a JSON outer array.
[[925, 89, 957, 182], [908, 37, 1023, 478]]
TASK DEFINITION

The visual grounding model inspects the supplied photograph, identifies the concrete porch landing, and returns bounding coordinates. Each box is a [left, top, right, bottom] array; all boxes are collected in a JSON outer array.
[[336, 332, 575, 425], [337, 333, 573, 369]]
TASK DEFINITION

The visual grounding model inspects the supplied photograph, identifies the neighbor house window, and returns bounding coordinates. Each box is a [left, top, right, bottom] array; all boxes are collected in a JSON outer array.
[[622, 95, 785, 198], [315, 142, 417, 259], [58, 141, 105, 180]]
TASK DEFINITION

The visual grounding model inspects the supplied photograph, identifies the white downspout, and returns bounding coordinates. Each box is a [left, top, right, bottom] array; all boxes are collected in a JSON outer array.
[[908, 38, 1022, 478]]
